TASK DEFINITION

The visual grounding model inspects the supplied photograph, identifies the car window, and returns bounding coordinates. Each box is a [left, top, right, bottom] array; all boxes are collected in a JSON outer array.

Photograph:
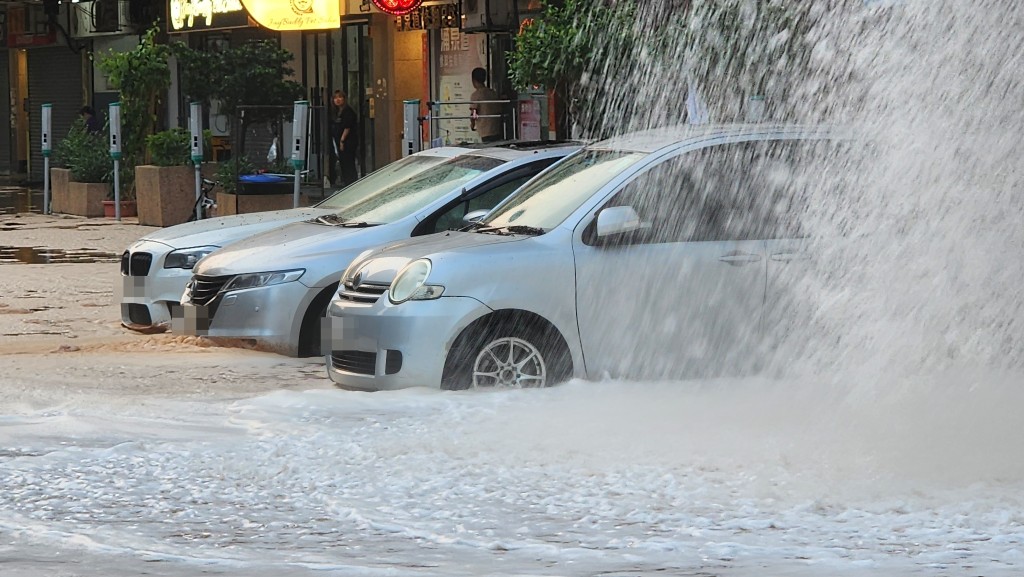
[[315, 155, 448, 209], [330, 155, 504, 224], [586, 140, 832, 245], [481, 150, 646, 231]]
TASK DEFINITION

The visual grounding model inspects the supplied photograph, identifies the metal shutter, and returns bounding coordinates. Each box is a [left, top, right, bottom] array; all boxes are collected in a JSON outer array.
[[28, 47, 84, 181], [0, 51, 11, 174]]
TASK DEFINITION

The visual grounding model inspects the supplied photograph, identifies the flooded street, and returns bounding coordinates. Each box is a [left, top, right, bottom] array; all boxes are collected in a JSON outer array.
[[3, 1, 1024, 575]]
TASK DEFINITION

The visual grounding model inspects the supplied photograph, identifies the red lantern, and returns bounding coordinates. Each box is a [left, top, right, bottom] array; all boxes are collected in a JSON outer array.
[[372, 0, 424, 16]]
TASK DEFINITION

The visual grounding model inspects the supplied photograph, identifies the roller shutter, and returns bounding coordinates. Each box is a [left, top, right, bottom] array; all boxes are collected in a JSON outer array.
[[0, 51, 10, 174], [28, 46, 83, 181]]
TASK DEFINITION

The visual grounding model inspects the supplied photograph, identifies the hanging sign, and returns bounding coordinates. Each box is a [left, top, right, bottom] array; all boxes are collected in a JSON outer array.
[[240, 0, 341, 30], [168, 0, 252, 32], [373, 0, 423, 17]]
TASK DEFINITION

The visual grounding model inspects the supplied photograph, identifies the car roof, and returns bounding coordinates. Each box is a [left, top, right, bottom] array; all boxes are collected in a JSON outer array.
[[590, 124, 840, 154], [463, 140, 586, 162], [412, 146, 473, 158]]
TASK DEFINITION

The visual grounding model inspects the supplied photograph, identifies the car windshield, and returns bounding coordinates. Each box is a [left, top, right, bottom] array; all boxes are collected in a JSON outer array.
[[314, 155, 449, 210], [479, 149, 645, 231], [329, 155, 504, 224]]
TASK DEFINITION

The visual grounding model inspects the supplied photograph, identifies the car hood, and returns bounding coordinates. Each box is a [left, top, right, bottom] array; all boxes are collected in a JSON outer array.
[[138, 207, 333, 249], [194, 220, 380, 278], [348, 231, 525, 286]]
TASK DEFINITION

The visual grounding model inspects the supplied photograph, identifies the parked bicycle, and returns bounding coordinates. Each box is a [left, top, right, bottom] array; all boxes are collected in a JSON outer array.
[[187, 178, 219, 222]]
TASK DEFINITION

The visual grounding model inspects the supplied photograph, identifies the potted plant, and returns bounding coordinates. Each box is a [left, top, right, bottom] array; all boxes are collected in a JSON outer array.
[[135, 128, 214, 226], [97, 27, 171, 218], [51, 118, 111, 217]]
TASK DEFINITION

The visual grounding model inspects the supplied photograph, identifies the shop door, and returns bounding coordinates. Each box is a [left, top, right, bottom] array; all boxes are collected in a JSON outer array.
[[331, 22, 373, 174]]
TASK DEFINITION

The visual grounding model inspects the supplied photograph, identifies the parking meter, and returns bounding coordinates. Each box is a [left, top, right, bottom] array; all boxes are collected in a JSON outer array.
[[42, 104, 52, 214], [402, 99, 421, 157], [190, 102, 204, 220], [291, 100, 309, 208], [41, 104, 52, 157], [109, 102, 122, 160], [189, 102, 203, 164], [109, 102, 122, 220], [291, 100, 309, 171]]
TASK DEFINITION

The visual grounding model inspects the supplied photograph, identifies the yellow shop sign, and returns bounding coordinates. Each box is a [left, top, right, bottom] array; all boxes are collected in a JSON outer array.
[[169, 0, 250, 32], [240, 0, 341, 31]]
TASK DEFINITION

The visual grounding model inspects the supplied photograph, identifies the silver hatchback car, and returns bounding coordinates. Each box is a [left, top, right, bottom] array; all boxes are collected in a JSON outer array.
[[326, 124, 840, 390], [177, 142, 581, 357]]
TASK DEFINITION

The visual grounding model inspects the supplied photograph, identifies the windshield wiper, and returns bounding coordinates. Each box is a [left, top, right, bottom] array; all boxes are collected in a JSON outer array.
[[473, 225, 546, 236], [312, 214, 377, 228], [312, 214, 344, 226]]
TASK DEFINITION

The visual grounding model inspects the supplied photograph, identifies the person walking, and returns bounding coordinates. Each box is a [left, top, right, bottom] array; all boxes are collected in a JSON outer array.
[[331, 90, 359, 187], [469, 68, 503, 143]]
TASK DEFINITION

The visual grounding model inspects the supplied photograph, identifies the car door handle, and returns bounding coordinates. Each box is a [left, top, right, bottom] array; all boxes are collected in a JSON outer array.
[[718, 251, 762, 267], [770, 252, 810, 262]]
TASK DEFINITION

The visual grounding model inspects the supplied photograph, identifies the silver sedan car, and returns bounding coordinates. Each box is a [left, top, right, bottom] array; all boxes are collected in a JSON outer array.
[[326, 124, 840, 390], [118, 147, 468, 332], [177, 142, 582, 357]]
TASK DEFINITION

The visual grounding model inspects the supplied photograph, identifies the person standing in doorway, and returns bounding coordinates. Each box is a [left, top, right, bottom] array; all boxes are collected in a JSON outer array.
[[469, 68, 502, 143], [79, 106, 102, 134], [331, 90, 359, 187]]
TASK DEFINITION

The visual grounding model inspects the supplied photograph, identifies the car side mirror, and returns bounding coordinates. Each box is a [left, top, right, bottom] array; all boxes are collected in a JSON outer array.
[[462, 209, 490, 226], [596, 206, 647, 238]]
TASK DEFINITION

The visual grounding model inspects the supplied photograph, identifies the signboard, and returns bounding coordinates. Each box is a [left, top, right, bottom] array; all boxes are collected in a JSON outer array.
[[6, 5, 57, 48], [240, 0, 341, 31], [373, 0, 424, 16], [394, 3, 459, 31], [168, 0, 252, 32]]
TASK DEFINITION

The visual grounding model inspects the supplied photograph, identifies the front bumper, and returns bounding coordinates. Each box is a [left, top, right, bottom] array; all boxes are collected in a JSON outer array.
[[325, 295, 490, 391], [176, 279, 315, 355], [118, 241, 195, 331]]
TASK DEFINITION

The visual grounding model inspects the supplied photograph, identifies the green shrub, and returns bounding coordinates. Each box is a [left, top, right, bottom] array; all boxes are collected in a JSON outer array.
[[215, 156, 256, 194], [54, 118, 110, 184], [146, 128, 213, 166]]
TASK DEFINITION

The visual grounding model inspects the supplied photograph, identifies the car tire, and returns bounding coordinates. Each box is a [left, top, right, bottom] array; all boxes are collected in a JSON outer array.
[[442, 320, 570, 390]]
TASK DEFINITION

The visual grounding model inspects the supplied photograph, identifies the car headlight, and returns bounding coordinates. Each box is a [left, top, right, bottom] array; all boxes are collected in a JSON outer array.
[[222, 269, 304, 292], [164, 246, 219, 270], [389, 259, 444, 304]]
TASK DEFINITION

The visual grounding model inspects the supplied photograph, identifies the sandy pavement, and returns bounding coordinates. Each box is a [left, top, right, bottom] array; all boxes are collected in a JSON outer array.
[[0, 213, 327, 409]]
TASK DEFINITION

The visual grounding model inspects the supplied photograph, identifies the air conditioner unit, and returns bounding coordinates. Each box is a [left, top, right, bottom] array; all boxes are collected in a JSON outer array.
[[72, 0, 135, 38], [461, 0, 514, 33]]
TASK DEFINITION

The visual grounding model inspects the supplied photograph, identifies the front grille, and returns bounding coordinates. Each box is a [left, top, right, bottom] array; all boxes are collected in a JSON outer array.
[[120, 251, 153, 276], [186, 274, 232, 306], [331, 350, 377, 375], [337, 279, 390, 303]]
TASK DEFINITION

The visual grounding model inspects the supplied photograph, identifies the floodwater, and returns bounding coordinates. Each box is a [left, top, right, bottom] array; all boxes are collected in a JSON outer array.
[[0, 187, 43, 216], [2, 1, 1023, 576], [0, 246, 119, 265]]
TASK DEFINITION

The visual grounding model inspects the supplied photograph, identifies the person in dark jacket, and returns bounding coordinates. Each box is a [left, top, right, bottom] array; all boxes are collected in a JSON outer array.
[[331, 90, 359, 187], [79, 106, 102, 134]]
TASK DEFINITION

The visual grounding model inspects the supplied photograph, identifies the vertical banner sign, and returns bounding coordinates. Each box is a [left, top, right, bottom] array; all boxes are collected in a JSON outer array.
[[42, 104, 52, 215], [291, 100, 309, 208], [109, 102, 123, 220]]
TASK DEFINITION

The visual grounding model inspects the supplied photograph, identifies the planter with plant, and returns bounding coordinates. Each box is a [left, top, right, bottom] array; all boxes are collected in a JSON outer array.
[[135, 128, 215, 226], [97, 26, 171, 218], [51, 118, 111, 217]]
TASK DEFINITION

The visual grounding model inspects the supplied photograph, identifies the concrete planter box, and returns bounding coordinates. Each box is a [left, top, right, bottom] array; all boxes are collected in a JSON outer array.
[[216, 191, 310, 216], [135, 164, 219, 227], [49, 168, 107, 217]]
